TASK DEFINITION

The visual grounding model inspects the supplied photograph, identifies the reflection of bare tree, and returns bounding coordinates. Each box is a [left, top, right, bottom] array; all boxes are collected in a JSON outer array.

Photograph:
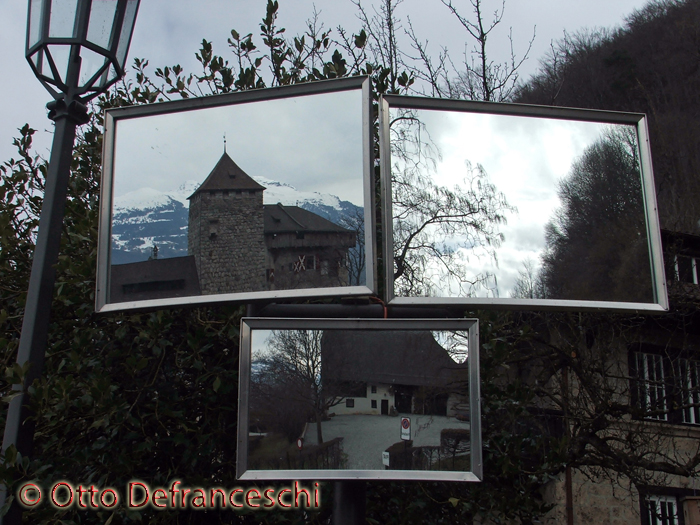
[[250, 371, 310, 442], [510, 257, 545, 300], [339, 207, 365, 286], [253, 330, 342, 444], [432, 331, 470, 364], [391, 110, 514, 297], [537, 126, 652, 302]]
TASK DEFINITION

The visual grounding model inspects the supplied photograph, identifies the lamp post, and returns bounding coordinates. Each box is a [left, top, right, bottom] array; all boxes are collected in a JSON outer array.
[[1, 1, 139, 522]]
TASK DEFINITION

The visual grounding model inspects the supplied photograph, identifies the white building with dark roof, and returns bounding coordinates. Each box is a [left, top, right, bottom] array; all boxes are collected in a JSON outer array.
[[321, 330, 470, 418]]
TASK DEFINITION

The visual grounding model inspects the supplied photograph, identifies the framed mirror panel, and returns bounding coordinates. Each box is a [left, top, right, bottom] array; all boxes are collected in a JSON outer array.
[[96, 77, 374, 312], [380, 95, 667, 312], [237, 318, 481, 482]]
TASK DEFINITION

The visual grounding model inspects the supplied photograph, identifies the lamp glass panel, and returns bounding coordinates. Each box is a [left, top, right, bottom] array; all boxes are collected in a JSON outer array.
[[28, 0, 45, 48], [29, 49, 44, 75], [99, 64, 118, 91], [115, 0, 139, 68], [46, 43, 71, 84], [48, 0, 79, 39], [86, 0, 118, 49], [78, 46, 108, 88]]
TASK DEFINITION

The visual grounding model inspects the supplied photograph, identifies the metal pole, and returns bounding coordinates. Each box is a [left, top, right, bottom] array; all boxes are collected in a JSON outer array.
[[0, 98, 88, 525], [333, 481, 366, 525]]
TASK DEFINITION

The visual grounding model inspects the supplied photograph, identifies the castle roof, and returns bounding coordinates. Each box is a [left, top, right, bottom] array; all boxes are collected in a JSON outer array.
[[188, 152, 265, 198], [264, 203, 353, 234], [321, 330, 467, 388]]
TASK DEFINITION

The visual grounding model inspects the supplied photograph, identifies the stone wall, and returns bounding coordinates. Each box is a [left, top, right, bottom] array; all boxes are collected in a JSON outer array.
[[539, 425, 700, 524], [188, 190, 266, 294], [541, 471, 640, 524], [531, 331, 700, 525]]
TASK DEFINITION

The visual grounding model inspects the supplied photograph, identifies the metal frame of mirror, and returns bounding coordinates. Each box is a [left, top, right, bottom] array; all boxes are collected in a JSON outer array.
[[379, 95, 668, 313], [237, 317, 482, 482], [96, 76, 374, 312]]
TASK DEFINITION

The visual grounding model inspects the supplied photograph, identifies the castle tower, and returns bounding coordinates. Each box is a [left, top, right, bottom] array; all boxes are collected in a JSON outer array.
[[187, 152, 266, 294]]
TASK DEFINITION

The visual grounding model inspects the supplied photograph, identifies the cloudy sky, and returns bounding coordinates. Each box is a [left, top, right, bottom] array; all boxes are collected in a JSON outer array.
[[1, 0, 653, 166], [392, 108, 641, 298], [111, 87, 364, 204]]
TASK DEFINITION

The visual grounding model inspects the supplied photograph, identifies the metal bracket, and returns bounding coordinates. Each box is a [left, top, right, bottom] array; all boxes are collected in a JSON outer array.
[[47, 98, 90, 124]]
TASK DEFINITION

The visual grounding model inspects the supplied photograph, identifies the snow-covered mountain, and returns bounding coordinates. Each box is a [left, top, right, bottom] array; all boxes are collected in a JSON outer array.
[[111, 178, 363, 265], [255, 176, 363, 226], [111, 181, 198, 264]]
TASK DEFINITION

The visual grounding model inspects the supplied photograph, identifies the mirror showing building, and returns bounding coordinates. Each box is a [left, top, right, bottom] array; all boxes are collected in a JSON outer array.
[[237, 318, 482, 482], [97, 78, 373, 311]]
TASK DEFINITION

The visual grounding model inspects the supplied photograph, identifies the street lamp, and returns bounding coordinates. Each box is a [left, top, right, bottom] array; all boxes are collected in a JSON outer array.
[[1, 1, 139, 522], [27, 0, 139, 103]]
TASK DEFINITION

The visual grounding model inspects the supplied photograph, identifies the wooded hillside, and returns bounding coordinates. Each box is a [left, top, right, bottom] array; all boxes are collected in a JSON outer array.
[[516, 0, 700, 234]]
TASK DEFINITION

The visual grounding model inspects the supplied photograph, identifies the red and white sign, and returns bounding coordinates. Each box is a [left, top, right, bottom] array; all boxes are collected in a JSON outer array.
[[400, 417, 411, 441]]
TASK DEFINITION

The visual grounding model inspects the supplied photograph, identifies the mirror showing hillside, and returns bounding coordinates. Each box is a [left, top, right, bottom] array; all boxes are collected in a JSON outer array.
[[381, 96, 667, 312], [237, 318, 481, 482], [96, 78, 373, 311]]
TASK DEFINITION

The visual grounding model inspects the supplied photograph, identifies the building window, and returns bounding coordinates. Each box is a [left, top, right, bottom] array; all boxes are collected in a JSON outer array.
[[292, 255, 317, 273], [346, 399, 355, 408], [208, 219, 219, 239], [371, 400, 377, 409], [633, 349, 700, 425], [674, 254, 698, 284], [644, 494, 679, 525], [305, 255, 317, 271], [371, 385, 377, 394], [635, 352, 668, 421], [679, 358, 700, 424]]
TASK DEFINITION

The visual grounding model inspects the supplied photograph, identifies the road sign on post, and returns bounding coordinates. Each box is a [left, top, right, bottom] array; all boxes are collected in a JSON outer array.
[[401, 417, 411, 441]]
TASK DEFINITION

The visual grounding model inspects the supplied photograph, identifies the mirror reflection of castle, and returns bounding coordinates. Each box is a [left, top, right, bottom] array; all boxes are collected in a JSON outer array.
[[110, 151, 357, 302]]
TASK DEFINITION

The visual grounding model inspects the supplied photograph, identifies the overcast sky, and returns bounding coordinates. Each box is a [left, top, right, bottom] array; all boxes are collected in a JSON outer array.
[[1, 0, 654, 166], [435, 112, 637, 297], [390, 107, 640, 297], [112, 87, 364, 204]]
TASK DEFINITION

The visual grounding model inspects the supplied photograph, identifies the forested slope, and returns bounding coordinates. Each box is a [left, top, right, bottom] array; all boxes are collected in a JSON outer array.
[[516, 0, 700, 233]]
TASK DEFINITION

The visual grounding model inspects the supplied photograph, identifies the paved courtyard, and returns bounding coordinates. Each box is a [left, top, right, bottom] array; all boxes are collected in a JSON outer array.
[[303, 413, 470, 470]]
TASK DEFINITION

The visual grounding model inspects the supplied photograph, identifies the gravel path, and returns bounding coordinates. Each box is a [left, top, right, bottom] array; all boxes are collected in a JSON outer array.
[[303, 413, 470, 470]]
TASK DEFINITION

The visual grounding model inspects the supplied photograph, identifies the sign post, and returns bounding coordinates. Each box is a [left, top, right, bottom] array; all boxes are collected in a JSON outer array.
[[401, 417, 411, 441]]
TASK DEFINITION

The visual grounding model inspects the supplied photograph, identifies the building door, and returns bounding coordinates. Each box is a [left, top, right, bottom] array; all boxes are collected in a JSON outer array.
[[395, 386, 413, 413], [381, 399, 389, 415]]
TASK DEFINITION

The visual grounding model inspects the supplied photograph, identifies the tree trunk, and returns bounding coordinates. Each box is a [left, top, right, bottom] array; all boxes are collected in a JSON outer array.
[[316, 410, 324, 444]]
